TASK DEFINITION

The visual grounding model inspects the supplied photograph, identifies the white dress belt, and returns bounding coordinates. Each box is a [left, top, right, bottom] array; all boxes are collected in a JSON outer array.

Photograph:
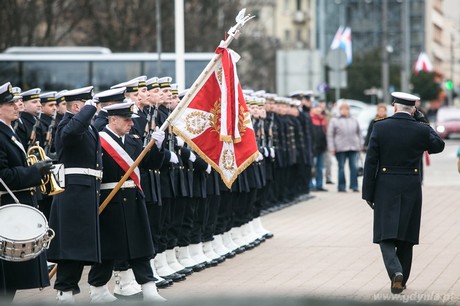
[[100, 180, 136, 190], [64, 168, 103, 180], [0, 187, 35, 196]]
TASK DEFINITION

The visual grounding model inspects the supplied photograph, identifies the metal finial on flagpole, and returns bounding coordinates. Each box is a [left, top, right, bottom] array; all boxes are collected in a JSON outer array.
[[167, 8, 254, 129], [225, 8, 255, 45]]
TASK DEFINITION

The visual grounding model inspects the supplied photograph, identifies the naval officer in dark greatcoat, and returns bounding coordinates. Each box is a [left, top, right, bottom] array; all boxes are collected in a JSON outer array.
[[362, 92, 445, 294]]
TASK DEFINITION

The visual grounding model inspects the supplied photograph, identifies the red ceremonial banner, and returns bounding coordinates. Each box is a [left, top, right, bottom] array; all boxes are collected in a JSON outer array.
[[172, 47, 258, 189]]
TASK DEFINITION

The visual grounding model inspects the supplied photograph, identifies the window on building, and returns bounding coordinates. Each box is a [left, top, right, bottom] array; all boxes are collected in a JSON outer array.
[[433, 24, 443, 44]]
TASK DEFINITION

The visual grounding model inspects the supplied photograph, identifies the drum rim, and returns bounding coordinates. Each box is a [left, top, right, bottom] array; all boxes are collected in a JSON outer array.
[[0, 203, 48, 241]]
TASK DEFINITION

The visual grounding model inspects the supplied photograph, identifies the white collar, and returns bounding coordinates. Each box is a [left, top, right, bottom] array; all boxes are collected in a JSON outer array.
[[0, 119, 15, 133], [106, 126, 125, 144]]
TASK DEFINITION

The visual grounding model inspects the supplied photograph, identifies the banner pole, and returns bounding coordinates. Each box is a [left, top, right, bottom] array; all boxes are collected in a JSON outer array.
[[49, 8, 253, 280]]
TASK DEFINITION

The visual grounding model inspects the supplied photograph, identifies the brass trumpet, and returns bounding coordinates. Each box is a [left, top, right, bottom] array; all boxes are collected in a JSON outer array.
[[27, 146, 64, 196]]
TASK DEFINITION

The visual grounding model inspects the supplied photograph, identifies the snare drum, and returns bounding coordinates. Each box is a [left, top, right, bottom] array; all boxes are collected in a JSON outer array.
[[0, 204, 55, 262]]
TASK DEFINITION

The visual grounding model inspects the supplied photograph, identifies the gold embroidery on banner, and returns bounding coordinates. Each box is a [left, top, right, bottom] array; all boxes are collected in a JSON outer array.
[[185, 111, 208, 135], [209, 98, 221, 135], [216, 66, 223, 85], [221, 149, 235, 171]]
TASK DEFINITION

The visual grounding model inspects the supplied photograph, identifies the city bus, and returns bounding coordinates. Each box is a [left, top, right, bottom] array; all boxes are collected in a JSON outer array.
[[0, 47, 214, 91]]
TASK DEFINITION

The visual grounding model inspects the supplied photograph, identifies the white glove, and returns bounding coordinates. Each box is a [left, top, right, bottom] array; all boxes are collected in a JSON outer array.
[[256, 152, 264, 162], [206, 164, 212, 174], [189, 151, 196, 162], [169, 151, 179, 164], [176, 136, 185, 147], [151, 127, 165, 148], [270, 147, 275, 158], [263, 147, 269, 157], [84, 99, 97, 107]]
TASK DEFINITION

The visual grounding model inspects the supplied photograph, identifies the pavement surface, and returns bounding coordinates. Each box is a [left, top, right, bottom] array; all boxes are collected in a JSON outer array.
[[13, 140, 460, 305]]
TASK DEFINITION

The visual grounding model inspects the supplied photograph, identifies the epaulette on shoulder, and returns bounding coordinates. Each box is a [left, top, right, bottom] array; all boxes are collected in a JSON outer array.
[[130, 134, 140, 139]]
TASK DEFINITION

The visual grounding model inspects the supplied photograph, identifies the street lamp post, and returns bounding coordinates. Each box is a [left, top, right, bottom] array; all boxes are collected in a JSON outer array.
[[381, 0, 390, 103]]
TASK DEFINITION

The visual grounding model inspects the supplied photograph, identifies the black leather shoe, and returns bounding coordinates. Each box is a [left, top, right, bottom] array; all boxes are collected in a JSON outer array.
[[216, 255, 226, 263], [391, 272, 404, 294], [178, 267, 193, 276], [225, 251, 236, 258], [208, 259, 219, 267], [244, 242, 255, 250], [264, 232, 274, 239], [163, 272, 186, 282], [234, 246, 245, 254], [192, 263, 206, 272], [156, 279, 172, 289], [114, 292, 143, 300]]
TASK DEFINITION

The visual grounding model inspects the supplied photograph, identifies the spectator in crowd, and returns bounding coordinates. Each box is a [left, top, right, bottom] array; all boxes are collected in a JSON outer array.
[[327, 102, 362, 192], [319, 100, 334, 184], [364, 103, 388, 149], [310, 101, 328, 191]]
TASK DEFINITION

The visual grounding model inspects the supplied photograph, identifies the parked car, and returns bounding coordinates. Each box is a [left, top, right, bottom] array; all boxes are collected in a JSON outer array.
[[431, 107, 460, 139]]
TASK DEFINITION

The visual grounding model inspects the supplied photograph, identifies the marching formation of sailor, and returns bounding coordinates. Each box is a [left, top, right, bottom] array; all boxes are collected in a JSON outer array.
[[0, 77, 319, 304]]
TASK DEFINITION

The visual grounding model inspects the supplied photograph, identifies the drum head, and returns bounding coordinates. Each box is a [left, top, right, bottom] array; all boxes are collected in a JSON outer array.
[[0, 204, 47, 240]]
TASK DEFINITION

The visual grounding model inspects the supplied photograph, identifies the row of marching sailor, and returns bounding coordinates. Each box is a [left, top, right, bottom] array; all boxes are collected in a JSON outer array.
[[88, 75, 275, 301]]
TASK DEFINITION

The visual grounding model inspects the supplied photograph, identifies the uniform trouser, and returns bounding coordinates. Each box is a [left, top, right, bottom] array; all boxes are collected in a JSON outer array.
[[304, 164, 312, 194], [54, 260, 85, 294], [146, 202, 163, 254], [253, 185, 265, 219], [379, 239, 414, 286], [37, 195, 53, 221], [263, 179, 275, 210], [88, 257, 155, 287], [157, 198, 172, 253], [215, 191, 233, 235], [177, 197, 197, 247], [169, 196, 188, 249], [190, 197, 208, 244], [232, 191, 253, 229], [202, 195, 220, 242], [165, 197, 181, 250]]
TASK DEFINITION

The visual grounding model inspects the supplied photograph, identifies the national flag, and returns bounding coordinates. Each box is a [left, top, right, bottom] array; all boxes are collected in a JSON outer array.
[[330, 26, 352, 65], [414, 52, 433, 73], [172, 45, 259, 189]]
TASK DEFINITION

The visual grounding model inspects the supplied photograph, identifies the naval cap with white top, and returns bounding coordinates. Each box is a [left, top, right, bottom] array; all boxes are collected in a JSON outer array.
[[391, 92, 419, 106], [94, 87, 126, 103], [103, 101, 139, 118], [0, 82, 16, 104], [22, 88, 41, 101], [39, 91, 57, 104], [63, 86, 94, 101]]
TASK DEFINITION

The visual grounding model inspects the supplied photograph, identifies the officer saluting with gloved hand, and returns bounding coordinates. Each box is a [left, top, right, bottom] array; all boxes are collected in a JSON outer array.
[[362, 92, 445, 295], [46, 86, 103, 303]]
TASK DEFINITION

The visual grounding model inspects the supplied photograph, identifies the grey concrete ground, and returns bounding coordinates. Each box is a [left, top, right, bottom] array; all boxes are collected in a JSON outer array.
[[13, 140, 460, 305]]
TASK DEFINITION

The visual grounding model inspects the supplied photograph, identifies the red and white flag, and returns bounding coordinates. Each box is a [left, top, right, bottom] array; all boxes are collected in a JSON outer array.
[[414, 52, 433, 73], [172, 46, 258, 189]]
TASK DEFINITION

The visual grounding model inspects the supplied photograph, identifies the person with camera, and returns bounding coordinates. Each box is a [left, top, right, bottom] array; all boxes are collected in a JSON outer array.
[[0, 82, 54, 302], [362, 92, 445, 294]]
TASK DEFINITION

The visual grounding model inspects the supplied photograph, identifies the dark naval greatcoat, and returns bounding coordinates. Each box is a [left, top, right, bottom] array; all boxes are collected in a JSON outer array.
[[47, 105, 102, 263], [0, 122, 50, 291], [362, 112, 445, 244], [98, 127, 164, 259]]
